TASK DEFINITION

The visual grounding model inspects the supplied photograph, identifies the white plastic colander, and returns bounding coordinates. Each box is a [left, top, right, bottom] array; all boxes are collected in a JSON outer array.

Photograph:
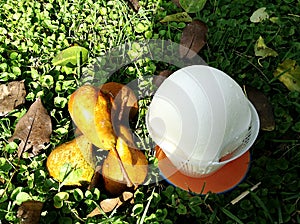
[[146, 65, 260, 177]]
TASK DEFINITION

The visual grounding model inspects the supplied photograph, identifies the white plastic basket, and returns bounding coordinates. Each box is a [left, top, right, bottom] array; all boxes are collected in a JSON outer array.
[[147, 65, 260, 178], [175, 101, 259, 177]]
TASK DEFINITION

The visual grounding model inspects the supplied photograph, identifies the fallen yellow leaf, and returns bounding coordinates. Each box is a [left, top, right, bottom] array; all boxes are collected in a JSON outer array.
[[274, 59, 300, 92], [46, 135, 94, 186]]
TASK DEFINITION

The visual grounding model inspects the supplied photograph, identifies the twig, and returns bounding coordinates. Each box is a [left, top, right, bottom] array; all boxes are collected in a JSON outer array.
[[17, 107, 37, 159], [228, 182, 261, 206], [139, 187, 156, 224], [233, 50, 269, 82], [288, 13, 300, 18], [0, 170, 17, 199]]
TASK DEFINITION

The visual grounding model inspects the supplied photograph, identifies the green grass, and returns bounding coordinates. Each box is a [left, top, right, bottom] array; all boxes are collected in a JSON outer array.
[[0, 0, 299, 223]]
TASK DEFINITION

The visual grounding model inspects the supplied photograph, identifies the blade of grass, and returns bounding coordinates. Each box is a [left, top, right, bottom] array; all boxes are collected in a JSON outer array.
[[278, 201, 283, 224], [250, 192, 273, 223], [220, 207, 244, 224], [283, 192, 300, 201], [208, 208, 219, 223]]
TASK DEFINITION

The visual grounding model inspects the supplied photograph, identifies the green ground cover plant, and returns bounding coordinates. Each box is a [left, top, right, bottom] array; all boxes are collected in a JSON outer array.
[[0, 0, 299, 223]]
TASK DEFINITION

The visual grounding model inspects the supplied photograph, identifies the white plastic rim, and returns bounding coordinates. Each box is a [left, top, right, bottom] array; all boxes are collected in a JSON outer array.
[[146, 65, 259, 176]]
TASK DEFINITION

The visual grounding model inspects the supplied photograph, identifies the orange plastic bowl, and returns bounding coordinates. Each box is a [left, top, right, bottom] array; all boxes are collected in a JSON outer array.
[[155, 146, 251, 194]]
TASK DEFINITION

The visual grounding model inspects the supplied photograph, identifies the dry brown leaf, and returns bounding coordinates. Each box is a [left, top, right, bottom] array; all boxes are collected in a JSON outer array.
[[9, 98, 52, 158], [17, 200, 43, 224], [127, 0, 140, 12], [87, 191, 134, 217], [172, 0, 181, 8], [100, 198, 120, 213], [180, 20, 208, 59], [246, 86, 275, 131], [87, 206, 103, 218], [122, 191, 134, 202], [153, 70, 173, 87], [0, 80, 26, 116]]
